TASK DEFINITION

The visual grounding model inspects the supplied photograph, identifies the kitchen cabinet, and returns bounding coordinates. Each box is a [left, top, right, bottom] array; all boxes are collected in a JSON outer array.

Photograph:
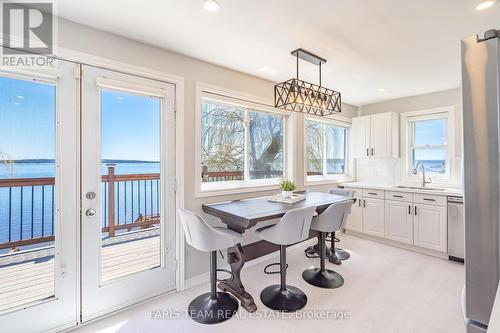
[[343, 185, 450, 255], [385, 200, 413, 244], [413, 203, 447, 252], [346, 196, 364, 232], [352, 116, 371, 158], [362, 198, 385, 237], [351, 112, 399, 158]]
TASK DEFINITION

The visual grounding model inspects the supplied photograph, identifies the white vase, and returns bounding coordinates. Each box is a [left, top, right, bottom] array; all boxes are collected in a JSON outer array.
[[282, 190, 293, 198]]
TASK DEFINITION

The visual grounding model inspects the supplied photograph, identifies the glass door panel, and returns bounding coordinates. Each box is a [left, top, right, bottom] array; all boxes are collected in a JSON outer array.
[[99, 89, 161, 283], [0, 59, 78, 332], [81, 65, 176, 321]]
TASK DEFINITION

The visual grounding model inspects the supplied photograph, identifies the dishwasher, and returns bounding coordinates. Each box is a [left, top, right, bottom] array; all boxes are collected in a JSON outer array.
[[448, 196, 464, 263]]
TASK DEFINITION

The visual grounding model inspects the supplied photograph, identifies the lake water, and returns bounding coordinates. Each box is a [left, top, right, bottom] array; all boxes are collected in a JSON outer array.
[[0, 161, 160, 245]]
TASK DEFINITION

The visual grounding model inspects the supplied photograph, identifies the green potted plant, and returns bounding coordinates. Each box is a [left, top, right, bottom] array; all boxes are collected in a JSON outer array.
[[280, 179, 296, 199]]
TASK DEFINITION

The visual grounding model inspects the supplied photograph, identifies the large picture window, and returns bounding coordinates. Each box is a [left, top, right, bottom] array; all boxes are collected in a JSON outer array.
[[306, 119, 348, 179], [200, 97, 285, 189]]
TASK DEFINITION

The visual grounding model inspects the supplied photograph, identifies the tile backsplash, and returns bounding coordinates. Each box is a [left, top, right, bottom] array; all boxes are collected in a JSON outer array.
[[355, 158, 402, 185]]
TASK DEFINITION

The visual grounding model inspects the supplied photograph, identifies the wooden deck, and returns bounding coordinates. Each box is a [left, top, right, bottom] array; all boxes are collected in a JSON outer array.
[[0, 230, 160, 313]]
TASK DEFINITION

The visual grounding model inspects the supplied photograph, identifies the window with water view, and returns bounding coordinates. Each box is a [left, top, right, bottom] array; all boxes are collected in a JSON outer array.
[[409, 117, 447, 175]]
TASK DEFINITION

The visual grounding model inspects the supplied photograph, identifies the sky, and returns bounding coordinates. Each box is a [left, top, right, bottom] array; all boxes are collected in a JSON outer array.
[[0, 76, 160, 162], [413, 118, 447, 161]]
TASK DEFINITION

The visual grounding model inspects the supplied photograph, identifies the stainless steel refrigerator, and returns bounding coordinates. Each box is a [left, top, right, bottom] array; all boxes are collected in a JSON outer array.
[[462, 29, 500, 333]]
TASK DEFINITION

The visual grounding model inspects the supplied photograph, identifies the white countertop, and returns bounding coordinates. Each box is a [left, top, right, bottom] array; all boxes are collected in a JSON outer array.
[[340, 182, 463, 197]]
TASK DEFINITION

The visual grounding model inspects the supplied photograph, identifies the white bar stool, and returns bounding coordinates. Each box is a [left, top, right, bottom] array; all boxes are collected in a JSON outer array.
[[255, 205, 316, 312], [177, 208, 242, 324], [302, 199, 354, 288]]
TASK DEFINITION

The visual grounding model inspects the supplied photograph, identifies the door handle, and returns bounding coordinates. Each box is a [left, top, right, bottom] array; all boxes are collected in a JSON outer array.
[[86, 209, 96, 217], [371, 148, 374, 156], [408, 205, 411, 214], [366, 148, 369, 156], [414, 206, 417, 216], [358, 199, 361, 207], [363, 199, 366, 208]]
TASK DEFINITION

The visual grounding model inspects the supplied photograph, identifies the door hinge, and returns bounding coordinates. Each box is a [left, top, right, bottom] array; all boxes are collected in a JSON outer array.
[[60, 263, 67, 279]]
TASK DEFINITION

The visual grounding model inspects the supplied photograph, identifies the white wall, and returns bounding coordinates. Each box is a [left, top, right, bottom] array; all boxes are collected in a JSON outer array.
[[55, 18, 358, 280], [355, 88, 463, 187]]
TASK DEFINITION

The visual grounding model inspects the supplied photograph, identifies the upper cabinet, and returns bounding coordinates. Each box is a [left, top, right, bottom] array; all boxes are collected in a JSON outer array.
[[352, 112, 399, 158]]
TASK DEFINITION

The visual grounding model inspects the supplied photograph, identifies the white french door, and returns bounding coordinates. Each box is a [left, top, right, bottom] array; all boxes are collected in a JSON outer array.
[[80, 65, 177, 321], [0, 59, 79, 332]]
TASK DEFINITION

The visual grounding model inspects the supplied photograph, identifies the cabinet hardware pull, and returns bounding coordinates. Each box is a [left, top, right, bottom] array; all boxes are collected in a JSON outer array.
[[363, 199, 366, 208], [423, 198, 435, 201], [414, 206, 417, 216], [371, 148, 374, 155], [393, 195, 403, 198], [408, 205, 411, 214], [366, 148, 369, 156], [358, 199, 361, 207], [368, 192, 377, 195]]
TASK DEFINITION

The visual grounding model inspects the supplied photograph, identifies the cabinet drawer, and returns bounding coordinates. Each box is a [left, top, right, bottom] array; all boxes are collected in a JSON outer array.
[[385, 191, 413, 202], [362, 189, 385, 198], [413, 193, 446, 206]]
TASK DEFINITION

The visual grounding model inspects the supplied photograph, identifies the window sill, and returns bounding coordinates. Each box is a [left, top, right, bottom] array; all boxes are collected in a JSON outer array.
[[304, 174, 355, 186], [196, 179, 282, 198]]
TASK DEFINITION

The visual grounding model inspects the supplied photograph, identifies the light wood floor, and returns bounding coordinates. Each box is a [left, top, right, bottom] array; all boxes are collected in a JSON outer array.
[[72, 234, 465, 333], [0, 232, 160, 313]]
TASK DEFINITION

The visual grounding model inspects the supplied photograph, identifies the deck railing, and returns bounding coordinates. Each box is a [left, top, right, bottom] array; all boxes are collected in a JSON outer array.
[[201, 165, 283, 182], [0, 166, 160, 250]]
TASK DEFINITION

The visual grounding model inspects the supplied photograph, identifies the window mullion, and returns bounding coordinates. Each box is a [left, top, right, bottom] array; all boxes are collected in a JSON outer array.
[[322, 123, 327, 176], [243, 109, 249, 182]]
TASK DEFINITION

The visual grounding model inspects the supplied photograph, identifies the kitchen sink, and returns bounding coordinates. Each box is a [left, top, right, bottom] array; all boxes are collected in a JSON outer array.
[[394, 185, 446, 191]]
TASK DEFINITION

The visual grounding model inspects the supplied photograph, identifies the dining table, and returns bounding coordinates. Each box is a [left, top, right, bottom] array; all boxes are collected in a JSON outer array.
[[202, 191, 351, 312]]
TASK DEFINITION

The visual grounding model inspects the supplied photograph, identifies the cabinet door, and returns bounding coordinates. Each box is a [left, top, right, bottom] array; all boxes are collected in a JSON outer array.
[[363, 198, 385, 237], [385, 200, 413, 244], [352, 116, 371, 158], [345, 196, 363, 232], [370, 113, 392, 158], [413, 204, 447, 252]]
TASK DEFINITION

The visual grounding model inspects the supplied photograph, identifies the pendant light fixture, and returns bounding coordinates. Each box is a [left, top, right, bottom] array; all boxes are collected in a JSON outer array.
[[274, 49, 341, 116]]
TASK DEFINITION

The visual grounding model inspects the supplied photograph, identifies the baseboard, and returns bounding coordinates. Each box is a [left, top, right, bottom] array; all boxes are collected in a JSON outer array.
[[183, 238, 317, 290]]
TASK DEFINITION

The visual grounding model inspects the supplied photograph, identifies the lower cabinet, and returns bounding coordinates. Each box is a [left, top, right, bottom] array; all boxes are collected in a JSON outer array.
[[384, 200, 413, 244], [344, 186, 450, 255], [413, 203, 447, 253], [346, 196, 364, 232], [362, 198, 385, 237]]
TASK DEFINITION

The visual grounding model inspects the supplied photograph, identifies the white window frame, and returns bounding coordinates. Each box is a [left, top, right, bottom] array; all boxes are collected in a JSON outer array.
[[195, 82, 290, 197], [304, 115, 354, 185], [401, 106, 455, 185]]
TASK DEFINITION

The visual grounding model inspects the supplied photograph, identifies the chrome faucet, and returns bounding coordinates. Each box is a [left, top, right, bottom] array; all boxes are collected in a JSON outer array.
[[413, 162, 432, 187]]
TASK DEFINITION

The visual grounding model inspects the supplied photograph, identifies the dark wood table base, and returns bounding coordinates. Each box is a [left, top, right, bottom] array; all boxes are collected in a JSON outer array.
[[217, 243, 257, 312]]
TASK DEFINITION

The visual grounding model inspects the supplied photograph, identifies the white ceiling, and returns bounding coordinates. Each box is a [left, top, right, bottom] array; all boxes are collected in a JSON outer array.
[[57, 0, 500, 106]]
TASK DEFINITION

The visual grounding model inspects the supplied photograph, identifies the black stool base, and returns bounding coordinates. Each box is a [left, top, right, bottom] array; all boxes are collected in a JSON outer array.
[[333, 248, 350, 261], [302, 268, 344, 289], [260, 284, 307, 312], [188, 292, 238, 324]]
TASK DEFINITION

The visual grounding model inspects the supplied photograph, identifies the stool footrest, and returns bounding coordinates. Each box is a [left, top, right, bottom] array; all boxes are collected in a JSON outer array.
[[264, 262, 288, 275], [216, 269, 234, 282]]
